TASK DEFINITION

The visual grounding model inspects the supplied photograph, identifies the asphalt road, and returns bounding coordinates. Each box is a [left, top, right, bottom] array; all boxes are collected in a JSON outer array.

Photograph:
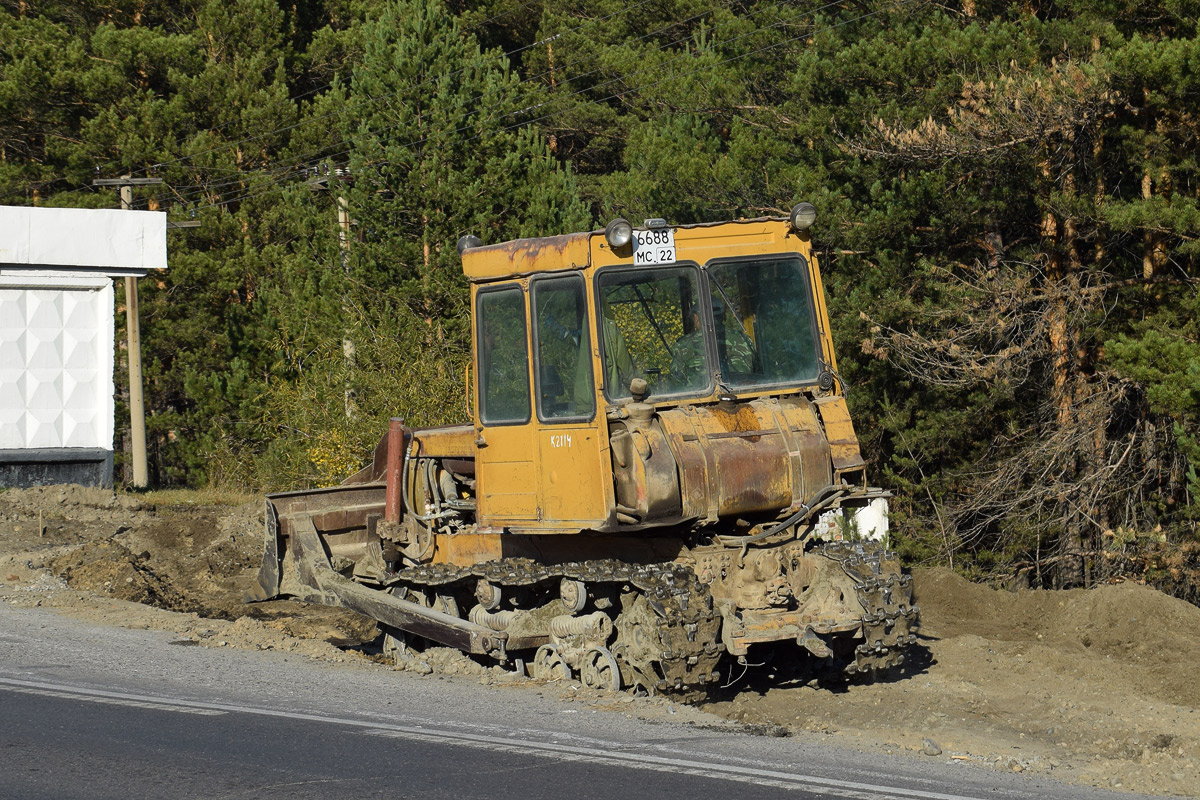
[[0, 605, 1155, 800]]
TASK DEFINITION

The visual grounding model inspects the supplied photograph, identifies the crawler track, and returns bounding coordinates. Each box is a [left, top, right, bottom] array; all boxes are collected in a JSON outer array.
[[380, 539, 917, 692]]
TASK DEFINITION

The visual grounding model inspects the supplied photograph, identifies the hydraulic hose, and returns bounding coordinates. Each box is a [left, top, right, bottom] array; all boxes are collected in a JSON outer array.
[[715, 483, 848, 547]]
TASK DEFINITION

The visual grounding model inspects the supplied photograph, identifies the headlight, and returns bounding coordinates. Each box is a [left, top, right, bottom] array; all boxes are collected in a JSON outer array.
[[457, 234, 483, 255], [605, 217, 633, 248], [789, 202, 817, 232]]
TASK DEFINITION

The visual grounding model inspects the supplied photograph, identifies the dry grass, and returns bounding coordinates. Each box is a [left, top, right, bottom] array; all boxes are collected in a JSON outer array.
[[133, 487, 260, 507]]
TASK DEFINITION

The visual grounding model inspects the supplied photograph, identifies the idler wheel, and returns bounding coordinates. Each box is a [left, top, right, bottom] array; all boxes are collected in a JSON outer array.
[[475, 579, 501, 611], [580, 646, 621, 692], [560, 578, 587, 614], [532, 644, 571, 682]]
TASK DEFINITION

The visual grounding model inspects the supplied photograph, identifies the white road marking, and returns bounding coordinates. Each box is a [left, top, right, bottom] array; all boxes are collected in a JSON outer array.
[[0, 676, 998, 800], [2, 683, 225, 715]]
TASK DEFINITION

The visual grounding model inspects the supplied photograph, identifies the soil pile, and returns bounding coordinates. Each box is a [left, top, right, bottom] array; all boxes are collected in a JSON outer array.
[[703, 568, 1200, 795], [1, 486, 1197, 795], [0, 485, 377, 655]]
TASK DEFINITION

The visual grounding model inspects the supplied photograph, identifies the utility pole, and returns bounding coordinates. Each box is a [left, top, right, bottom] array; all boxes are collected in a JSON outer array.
[[93, 175, 161, 488], [309, 168, 356, 419], [337, 191, 356, 419]]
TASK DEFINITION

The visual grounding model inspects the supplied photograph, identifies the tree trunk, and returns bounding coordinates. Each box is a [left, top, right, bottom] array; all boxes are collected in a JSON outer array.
[[1041, 154, 1086, 587]]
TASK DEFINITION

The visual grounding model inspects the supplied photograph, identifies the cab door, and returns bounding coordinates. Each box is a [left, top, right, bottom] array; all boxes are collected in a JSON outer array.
[[474, 283, 539, 524], [529, 274, 609, 528]]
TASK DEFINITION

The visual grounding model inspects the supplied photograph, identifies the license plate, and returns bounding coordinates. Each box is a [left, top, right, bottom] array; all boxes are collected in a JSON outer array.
[[633, 227, 676, 265]]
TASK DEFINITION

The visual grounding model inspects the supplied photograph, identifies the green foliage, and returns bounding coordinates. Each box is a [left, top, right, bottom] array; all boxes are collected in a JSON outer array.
[[3, 0, 1198, 601], [246, 297, 470, 489]]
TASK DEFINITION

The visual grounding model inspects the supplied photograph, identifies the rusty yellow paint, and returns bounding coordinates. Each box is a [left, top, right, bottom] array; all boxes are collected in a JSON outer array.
[[806, 248, 838, 373], [588, 218, 801, 270], [432, 531, 504, 565], [656, 398, 833, 522], [413, 425, 475, 458], [461, 233, 591, 281], [466, 218, 847, 530], [813, 395, 866, 472]]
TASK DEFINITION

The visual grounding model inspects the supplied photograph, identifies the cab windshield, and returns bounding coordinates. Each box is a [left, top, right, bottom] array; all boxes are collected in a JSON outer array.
[[596, 266, 709, 399], [597, 256, 821, 400], [705, 255, 821, 389]]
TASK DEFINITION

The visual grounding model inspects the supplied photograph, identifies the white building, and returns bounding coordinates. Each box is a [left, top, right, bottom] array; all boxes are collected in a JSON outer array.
[[0, 206, 166, 487]]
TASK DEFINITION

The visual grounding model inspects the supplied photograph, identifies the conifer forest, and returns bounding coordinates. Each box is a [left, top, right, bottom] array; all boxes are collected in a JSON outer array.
[[2, 0, 1197, 597]]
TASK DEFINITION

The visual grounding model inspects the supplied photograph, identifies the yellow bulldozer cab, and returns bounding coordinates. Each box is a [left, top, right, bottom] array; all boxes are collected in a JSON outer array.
[[463, 218, 837, 531]]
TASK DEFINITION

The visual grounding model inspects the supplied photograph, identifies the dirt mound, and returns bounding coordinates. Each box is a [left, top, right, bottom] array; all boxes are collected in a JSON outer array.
[[701, 568, 1200, 795], [916, 568, 1200, 708], [48, 540, 193, 610], [1, 483, 146, 524], [0, 486, 377, 647], [3, 488, 1199, 795]]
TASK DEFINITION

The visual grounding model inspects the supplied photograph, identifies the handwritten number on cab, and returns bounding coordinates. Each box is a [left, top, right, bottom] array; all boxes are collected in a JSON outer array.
[[633, 228, 676, 265]]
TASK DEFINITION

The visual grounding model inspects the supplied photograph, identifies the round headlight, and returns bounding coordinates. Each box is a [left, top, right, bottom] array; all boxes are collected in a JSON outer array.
[[605, 217, 633, 249], [457, 234, 483, 255], [790, 202, 817, 232]]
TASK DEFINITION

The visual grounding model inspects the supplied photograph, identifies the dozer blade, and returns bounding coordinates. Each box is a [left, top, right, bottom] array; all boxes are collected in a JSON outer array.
[[248, 488, 509, 657]]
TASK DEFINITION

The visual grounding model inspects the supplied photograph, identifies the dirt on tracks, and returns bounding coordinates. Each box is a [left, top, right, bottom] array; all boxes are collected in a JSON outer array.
[[1, 485, 1197, 796]]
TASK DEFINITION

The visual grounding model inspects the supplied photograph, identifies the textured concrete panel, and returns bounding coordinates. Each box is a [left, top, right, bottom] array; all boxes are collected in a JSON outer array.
[[0, 282, 114, 451]]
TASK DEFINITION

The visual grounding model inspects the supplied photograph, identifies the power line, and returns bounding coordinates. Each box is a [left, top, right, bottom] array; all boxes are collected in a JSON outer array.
[[199, 0, 918, 213], [129, 0, 740, 211], [163, 0, 834, 210]]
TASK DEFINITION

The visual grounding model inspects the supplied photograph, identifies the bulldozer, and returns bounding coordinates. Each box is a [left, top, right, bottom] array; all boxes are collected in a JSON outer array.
[[250, 204, 918, 694]]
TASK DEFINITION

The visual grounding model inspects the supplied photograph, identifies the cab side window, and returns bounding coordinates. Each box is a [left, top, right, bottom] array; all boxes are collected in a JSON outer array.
[[532, 275, 595, 421], [477, 286, 531, 425]]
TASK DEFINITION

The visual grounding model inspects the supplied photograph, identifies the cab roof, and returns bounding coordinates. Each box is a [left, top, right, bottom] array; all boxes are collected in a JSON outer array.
[[460, 232, 592, 282], [459, 217, 798, 283]]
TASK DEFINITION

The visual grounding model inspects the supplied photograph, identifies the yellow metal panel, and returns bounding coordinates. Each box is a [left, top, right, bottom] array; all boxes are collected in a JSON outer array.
[[475, 423, 540, 521], [589, 218, 801, 268], [462, 233, 591, 282], [413, 424, 475, 458], [537, 424, 609, 525], [806, 247, 838, 373], [432, 532, 504, 565], [813, 395, 866, 471], [471, 281, 541, 525]]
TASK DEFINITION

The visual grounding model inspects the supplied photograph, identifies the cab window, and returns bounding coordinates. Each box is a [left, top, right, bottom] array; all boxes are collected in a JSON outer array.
[[705, 255, 820, 388], [532, 275, 595, 421], [595, 266, 709, 400], [477, 286, 531, 425]]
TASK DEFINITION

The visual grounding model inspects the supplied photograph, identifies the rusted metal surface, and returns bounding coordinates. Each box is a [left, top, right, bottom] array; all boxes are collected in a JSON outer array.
[[608, 416, 682, 524], [813, 395, 866, 472], [245, 499, 281, 602], [692, 535, 866, 656], [266, 484, 386, 538], [341, 423, 476, 488], [383, 418, 405, 523], [412, 424, 476, 459], [769, 397, 834, 507], [248, 484, 385, 603], [723, 608, 861, 655], [658, 398, 831, 522], [432, 531, 505, 565], [461, 232, 591, 281], [285, 515, 503, 655]]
